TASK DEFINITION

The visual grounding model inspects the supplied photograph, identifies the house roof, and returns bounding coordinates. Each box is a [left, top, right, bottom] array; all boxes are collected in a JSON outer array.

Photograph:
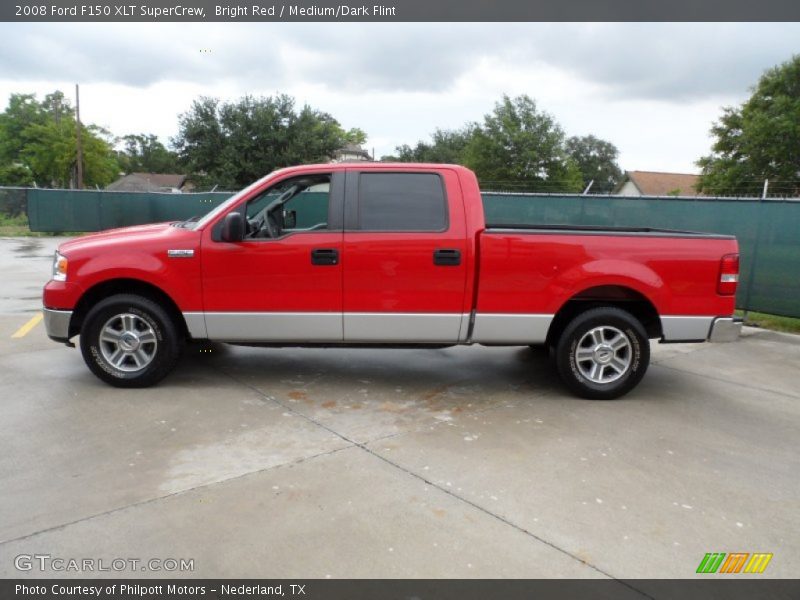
[[107, 173, 187, 192], [332, 144, 371, 160], [619, 171, 702, 196]]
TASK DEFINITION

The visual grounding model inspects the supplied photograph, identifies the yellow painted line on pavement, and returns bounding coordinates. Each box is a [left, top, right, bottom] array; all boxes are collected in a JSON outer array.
[[11, 313, 43, 338]]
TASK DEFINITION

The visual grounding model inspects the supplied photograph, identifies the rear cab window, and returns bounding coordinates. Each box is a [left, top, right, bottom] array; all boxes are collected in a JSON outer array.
[[356, 172, 448, 231]]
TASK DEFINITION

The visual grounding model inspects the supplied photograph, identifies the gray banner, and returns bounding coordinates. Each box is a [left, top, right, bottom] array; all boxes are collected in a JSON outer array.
[[4, 0, 800, 22], [3, 579, 800, 600]]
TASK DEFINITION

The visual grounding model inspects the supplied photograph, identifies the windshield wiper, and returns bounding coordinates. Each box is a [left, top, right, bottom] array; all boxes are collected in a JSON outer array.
[[173, 215, 200, 228]]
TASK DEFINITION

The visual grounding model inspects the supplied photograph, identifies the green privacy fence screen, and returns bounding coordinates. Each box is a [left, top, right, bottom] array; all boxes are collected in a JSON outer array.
[[26, 189, 230, 232], [24, 188, 800, 318]]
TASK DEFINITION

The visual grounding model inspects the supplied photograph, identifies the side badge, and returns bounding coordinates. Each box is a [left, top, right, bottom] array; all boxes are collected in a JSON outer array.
[[168, 249, 195, 258]]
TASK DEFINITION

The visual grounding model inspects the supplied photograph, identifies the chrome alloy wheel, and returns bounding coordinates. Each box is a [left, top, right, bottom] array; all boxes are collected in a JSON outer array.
[[99, 313, 158, 372], [574, 325, 632, 384]]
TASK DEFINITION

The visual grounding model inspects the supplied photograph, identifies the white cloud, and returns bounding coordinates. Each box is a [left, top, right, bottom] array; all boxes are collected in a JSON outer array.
[[1, 22, 797, 174]]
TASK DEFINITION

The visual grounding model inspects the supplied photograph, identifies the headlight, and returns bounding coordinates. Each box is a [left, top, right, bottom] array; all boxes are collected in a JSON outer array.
[[52, 251, 68, 282]]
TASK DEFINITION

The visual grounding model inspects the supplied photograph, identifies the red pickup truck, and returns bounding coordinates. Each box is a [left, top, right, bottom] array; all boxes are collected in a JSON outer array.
[[42, 163, 741, 399]]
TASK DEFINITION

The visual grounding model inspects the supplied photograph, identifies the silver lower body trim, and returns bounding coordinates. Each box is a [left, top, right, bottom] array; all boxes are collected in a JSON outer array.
[[184, 311, 465, 343], [185, 311, 730, 346], [344, 312, 462, 343], [186, 312, 553, 344], [202, 312, 342, 342], [183, 312, 207, 339], [471, 313, 553, 344], [660, 316, 715, 342], [458, 312, 472, 343], [43, 308, 72, 340], [708, 317, 742, 342]]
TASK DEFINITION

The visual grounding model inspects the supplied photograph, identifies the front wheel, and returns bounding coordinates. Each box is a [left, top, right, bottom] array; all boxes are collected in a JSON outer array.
[[555, 307, 649, 400], [79, 294, 183, 387]]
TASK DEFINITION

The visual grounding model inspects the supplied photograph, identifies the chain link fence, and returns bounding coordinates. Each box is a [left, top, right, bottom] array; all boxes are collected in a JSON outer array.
[[0, 187, 27, 217]]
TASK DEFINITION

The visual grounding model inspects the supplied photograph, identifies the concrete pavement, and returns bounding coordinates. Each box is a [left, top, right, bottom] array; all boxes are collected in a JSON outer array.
[[0, 236, 797, 580]]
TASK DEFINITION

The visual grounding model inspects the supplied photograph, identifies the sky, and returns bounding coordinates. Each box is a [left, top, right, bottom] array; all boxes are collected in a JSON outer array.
[[1, 22, 798, 173]]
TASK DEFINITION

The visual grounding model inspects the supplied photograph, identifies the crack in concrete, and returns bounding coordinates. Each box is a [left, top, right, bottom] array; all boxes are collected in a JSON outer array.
[[0, 351, 665, 595], [219, 366, 654, 598], [0, 444, 352, 546], [652, 362, 800, 401]]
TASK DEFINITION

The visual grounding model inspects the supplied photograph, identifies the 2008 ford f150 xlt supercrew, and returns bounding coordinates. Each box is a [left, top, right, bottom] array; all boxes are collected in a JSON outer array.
[[42, 163, 741, 399]]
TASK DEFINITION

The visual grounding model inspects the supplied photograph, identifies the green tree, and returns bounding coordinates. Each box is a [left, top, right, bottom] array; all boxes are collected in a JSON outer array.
[[564, 135, 623, 193], [462, 95, 583, 192], [697, 55, 800, 197], [285, 104, 353, 166], [387, 126, 477, 163], [0, 94, 47, 162], [117, 134, 179, 174], [171, 97, 225, 188], [173, 94, 361, 189], [344, 127, 368, 145], [0, 90, 119, 188], [0, 163, 34, 187]]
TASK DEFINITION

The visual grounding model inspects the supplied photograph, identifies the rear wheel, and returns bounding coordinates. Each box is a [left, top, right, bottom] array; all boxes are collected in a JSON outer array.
[[80, 294, 183, 387], [555, 306, 649, 400]]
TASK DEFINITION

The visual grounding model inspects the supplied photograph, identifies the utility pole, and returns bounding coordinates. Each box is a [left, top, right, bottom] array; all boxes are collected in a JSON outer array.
[[53, 93, 61, 128], [75, 84, 83, 189]]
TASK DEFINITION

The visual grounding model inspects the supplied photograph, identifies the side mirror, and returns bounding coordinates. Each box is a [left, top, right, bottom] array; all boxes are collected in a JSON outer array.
[[220, 212, 244, 242]]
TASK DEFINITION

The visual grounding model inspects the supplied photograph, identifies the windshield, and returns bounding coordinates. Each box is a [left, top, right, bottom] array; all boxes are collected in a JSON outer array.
[[193, 171, 278, 229]]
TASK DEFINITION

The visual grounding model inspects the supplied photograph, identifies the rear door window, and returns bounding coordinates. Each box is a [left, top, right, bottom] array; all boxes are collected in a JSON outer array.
[[357, 173, 447, 231]]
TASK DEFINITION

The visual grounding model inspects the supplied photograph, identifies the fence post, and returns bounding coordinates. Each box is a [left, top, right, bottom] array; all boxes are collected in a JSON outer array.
[[742, 180, 769, 321]]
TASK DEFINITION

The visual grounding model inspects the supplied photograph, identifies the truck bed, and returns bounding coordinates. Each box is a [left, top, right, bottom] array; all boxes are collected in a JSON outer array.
[[484, 223, 735, 239], [471, 226, 738, 344]]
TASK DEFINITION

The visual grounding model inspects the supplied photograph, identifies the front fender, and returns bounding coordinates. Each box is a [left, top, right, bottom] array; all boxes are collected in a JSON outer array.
[[72, 251, 202, 312]]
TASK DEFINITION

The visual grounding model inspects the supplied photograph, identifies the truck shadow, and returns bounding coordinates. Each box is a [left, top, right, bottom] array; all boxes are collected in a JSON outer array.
[[176, 343, 567, 414]]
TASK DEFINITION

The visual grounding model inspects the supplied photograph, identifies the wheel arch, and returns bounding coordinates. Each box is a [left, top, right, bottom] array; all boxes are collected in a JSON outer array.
[[69, 278, 189, 340], [545, 285, 662, 348]]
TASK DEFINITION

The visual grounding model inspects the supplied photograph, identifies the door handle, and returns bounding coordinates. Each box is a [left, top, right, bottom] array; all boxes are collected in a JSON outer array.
[[311, 248, 339, 266], [433, 248, 461, 266]]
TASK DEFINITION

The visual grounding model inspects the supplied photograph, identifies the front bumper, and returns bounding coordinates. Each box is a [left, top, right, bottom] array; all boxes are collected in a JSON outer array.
[[43, 308, 73, 342], [708, 317, 742, 342]]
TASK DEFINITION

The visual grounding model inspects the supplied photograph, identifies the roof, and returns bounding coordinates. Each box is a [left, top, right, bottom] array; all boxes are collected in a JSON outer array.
[[331, 144, 372, 161], [337, 143, 369, 154], [618, 171, 702, 196], [107, 173, 187, 192], [271, 162, 468, 176]]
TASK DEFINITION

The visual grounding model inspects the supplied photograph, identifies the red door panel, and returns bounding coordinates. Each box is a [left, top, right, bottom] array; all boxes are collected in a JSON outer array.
[[202, 233, 343, 312], [342, 168, 468, 342]]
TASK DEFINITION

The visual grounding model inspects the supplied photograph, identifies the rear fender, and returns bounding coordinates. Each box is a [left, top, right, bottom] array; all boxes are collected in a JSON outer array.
[[549, 259, 668, 314]]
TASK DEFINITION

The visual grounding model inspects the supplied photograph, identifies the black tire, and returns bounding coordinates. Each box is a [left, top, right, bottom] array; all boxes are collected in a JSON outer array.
[[555, 306, 649, 400], [79, 294, 183, 388], [528, 344, 555, 360]]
